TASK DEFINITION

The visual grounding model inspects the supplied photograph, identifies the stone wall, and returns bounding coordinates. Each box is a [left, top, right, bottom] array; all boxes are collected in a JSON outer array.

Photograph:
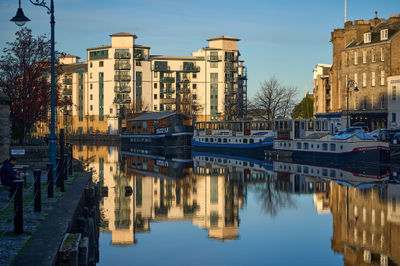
[[0, 91, 10, 162]]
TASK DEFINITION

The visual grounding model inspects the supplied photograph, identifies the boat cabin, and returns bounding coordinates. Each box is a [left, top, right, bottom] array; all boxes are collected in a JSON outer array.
[[275, 118, 341, 140], [194, 120, 274, 137]]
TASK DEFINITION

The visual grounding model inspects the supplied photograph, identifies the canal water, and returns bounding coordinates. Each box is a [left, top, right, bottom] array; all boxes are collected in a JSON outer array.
[[73, 145, 400, 266]]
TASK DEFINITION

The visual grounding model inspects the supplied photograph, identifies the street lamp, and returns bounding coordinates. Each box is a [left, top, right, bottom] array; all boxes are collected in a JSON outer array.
[[11, 0, 57, 180], [346, 79, 359, 128]]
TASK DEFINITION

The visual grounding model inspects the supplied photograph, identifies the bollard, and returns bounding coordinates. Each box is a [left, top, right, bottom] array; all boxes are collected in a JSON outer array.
[[47, 163, 54, 198], [56, 157, 61, 188], [33, 169, 42, 212], [14, 180, 24, 234]]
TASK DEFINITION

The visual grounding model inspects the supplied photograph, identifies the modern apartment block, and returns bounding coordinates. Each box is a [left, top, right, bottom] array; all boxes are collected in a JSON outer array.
[[81, 33, 247, 134], [315, 14, 400, 130], [313, 64, 332, 115]]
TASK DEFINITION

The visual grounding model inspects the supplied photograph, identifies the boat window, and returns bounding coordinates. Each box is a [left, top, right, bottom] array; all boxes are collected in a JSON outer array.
[[303, 166, 309, 173], [289, 143, 291, 147], [322, 143, 328, 151], [243, 139, 248, 144], [330, 143, 336, 151], [280, 142, 282, 147], [317, 145, 320, 149], [137, 122, 141, 130], [301, 122, 305, 130], [322, 168, 328, 176], [283, 142, 286, 147], [132, 123, 136, 130], [311, 144, 314, 148], [297, 166, 302, 173], [308, 120, 314, 130], [210, 138, 213, 143], [205, 138, 209, 142], [297, 142, 302, 149], [304, 143, 309, 150], [223, 138, 227, 143], [330, 170, 336, 177], [259, 139, 262, 142], [218, 138, 221, 143], [143, 121, 147, 130], [250, 139, 254, 144], [316, 121, 321, 131], [340, 145, 343, 150]]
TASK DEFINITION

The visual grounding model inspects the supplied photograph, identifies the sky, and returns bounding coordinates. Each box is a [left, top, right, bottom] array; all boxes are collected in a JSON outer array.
[[0, 0, 399, 100]]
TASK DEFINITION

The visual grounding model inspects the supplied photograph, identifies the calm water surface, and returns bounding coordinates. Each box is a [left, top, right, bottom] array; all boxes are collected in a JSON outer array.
[[73, 145, 400, 266]]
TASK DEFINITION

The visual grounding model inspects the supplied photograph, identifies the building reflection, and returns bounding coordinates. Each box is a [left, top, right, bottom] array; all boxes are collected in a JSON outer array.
[[273, 160, 400, 265]]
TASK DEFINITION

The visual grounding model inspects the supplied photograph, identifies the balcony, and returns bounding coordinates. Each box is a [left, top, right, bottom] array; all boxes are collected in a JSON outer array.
[[113, 96, 131, 104], [153, 65, 170, 72], [160, 77, 175, 83], [114, 52, 131, 59], [177, 78, 190, 83], [114, 63, 131, 70], [114, 86, 131, 93], [180, 65, 200, 72], [225, 55, 238, 62], [225, 77, 237, 83], [63, 89, 72, 95], [114, 75, 131, 81], [225, 65, 238, 72], [160, 98, 175, 104], [207, 55, 222, 62], [63, 78, 72, 85], [133, 52, 145, 60], [160, 89, 175, 94]]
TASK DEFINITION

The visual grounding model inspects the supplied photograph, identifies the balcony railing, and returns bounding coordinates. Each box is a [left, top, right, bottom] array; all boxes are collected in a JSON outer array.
[[160, 77, 175, 83], [225, 77, 237, 83], [225, 65, 238, 72], [207, 55, 222, 61], [153, 65, 171, 72], [160, 89, 175, 94], [114, 96, 131, 104], [225, 56, 238, 62], [63, 89, 72, 95], [114, 52, 131, 59], [63, 78, 72, 85], [114, 75, 131, 81], [133, 52, 145, 60], [114, 63, 131, 70], [160, 98, 175, 104], [180, 65, 200, 72], [177, 78, 190, 83], [114, 86, 131, 93]]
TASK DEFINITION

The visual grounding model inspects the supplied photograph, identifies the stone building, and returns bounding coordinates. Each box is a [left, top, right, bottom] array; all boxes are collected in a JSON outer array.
[[313, 64, 332, 115], [320, 14, 400, 130]]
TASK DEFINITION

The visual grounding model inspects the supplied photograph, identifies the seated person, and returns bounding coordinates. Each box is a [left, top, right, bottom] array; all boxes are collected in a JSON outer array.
[[1, 156, 19, 198]]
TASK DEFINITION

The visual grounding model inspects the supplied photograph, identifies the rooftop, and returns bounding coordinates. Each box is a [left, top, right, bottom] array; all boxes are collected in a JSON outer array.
[[110, 32, 138, 39], [207, 35, 240, 42]]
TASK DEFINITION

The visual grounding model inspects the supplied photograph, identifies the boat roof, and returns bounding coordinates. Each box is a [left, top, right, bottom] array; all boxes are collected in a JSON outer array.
[[330, 133, 375, 140], [129, 111, 177, 121]]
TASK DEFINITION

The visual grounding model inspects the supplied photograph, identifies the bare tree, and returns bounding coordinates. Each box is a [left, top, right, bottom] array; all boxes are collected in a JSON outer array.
[[251, 77, 298, 120]]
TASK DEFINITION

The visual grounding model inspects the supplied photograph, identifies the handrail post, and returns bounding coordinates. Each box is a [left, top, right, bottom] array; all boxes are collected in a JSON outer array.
[[33, 169, 42, 212]]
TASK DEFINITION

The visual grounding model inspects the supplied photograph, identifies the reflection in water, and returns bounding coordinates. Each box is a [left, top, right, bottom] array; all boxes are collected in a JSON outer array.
[[73, 145, 400, 265]]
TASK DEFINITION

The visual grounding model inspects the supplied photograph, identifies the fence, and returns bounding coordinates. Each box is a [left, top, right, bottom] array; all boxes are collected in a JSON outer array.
[[0, 130, 74, 236]]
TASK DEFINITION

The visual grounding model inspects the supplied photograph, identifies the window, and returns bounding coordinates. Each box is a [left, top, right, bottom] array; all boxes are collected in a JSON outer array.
[[210, 62, 218, 68], [154, 105, 157, 110], [90, 105, 93, 111], [381, 47, 384, 61], [330, 143, 336, 151], [193, 94, 197, 100], [154, 94, 157, 99], [303, 143, 309, 150], [364, 32, 371, 43], [154, 72, 158, 78], [354, 95, 358, 110], [363, 50, 367, 64], [363, 73, 367, 87], [392, 113, 397, 123], [99, 61, 104, 67], [110, 108, 113, 114], [381, 71, 385, 86], [372, 48, 376, 62], [297, 142, 302, 149], [380, 29, 388, 40], [243, 139, 248, 144], [90, 73, 93, 79], [322, 143, 328, 151], [354, 73, 358, 84], [346, 52, 349, 66], [90, 84, 93, 90], [354, 51, 358, 65], [143, 122, 147, 130], [193, 83, 197, 89], [90, 62, 93, 68], [90, 94, 93, 100], [154, 83, 157, 89], [372, 72, 375, 86], [193, 73, 197, 79], [136, 60, 141, 66], [393, 86, 397, 101]]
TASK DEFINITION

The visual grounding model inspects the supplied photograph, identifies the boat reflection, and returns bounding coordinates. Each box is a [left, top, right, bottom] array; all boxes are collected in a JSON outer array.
[[73, 145, 400, 264]]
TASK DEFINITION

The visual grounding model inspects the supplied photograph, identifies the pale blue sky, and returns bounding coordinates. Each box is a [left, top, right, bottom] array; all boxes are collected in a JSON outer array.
[[1, 0, 399, 99]]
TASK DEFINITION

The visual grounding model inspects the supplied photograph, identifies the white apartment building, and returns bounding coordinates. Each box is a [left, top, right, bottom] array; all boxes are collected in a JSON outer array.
[[84, 33, 247, 134]]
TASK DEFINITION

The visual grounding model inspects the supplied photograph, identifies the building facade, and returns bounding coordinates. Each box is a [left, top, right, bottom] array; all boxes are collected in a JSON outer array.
[[79, 34, 247, 134], [319, 14, 400, 130], [313, 64, 332, 115], [387, 75, 400, 128]]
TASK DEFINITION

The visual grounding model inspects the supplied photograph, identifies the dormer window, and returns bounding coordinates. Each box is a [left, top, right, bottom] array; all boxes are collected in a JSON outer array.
[[364, 32, 371, 43], [381, 29, 388, 41]]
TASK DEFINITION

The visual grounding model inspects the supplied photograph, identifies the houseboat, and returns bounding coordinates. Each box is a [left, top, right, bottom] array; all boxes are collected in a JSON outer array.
[[272, 119, 390, 164], [192, 120, 275, 159], [121, 111, 193, 150]]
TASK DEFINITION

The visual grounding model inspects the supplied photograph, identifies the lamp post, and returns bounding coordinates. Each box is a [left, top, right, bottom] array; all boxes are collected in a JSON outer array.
[[11, 0, 57, 180], [346, 79, 359, 128]]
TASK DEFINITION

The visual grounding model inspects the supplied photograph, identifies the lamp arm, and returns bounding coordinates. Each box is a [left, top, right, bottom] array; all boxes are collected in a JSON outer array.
[[29, 0, 50, 12]]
